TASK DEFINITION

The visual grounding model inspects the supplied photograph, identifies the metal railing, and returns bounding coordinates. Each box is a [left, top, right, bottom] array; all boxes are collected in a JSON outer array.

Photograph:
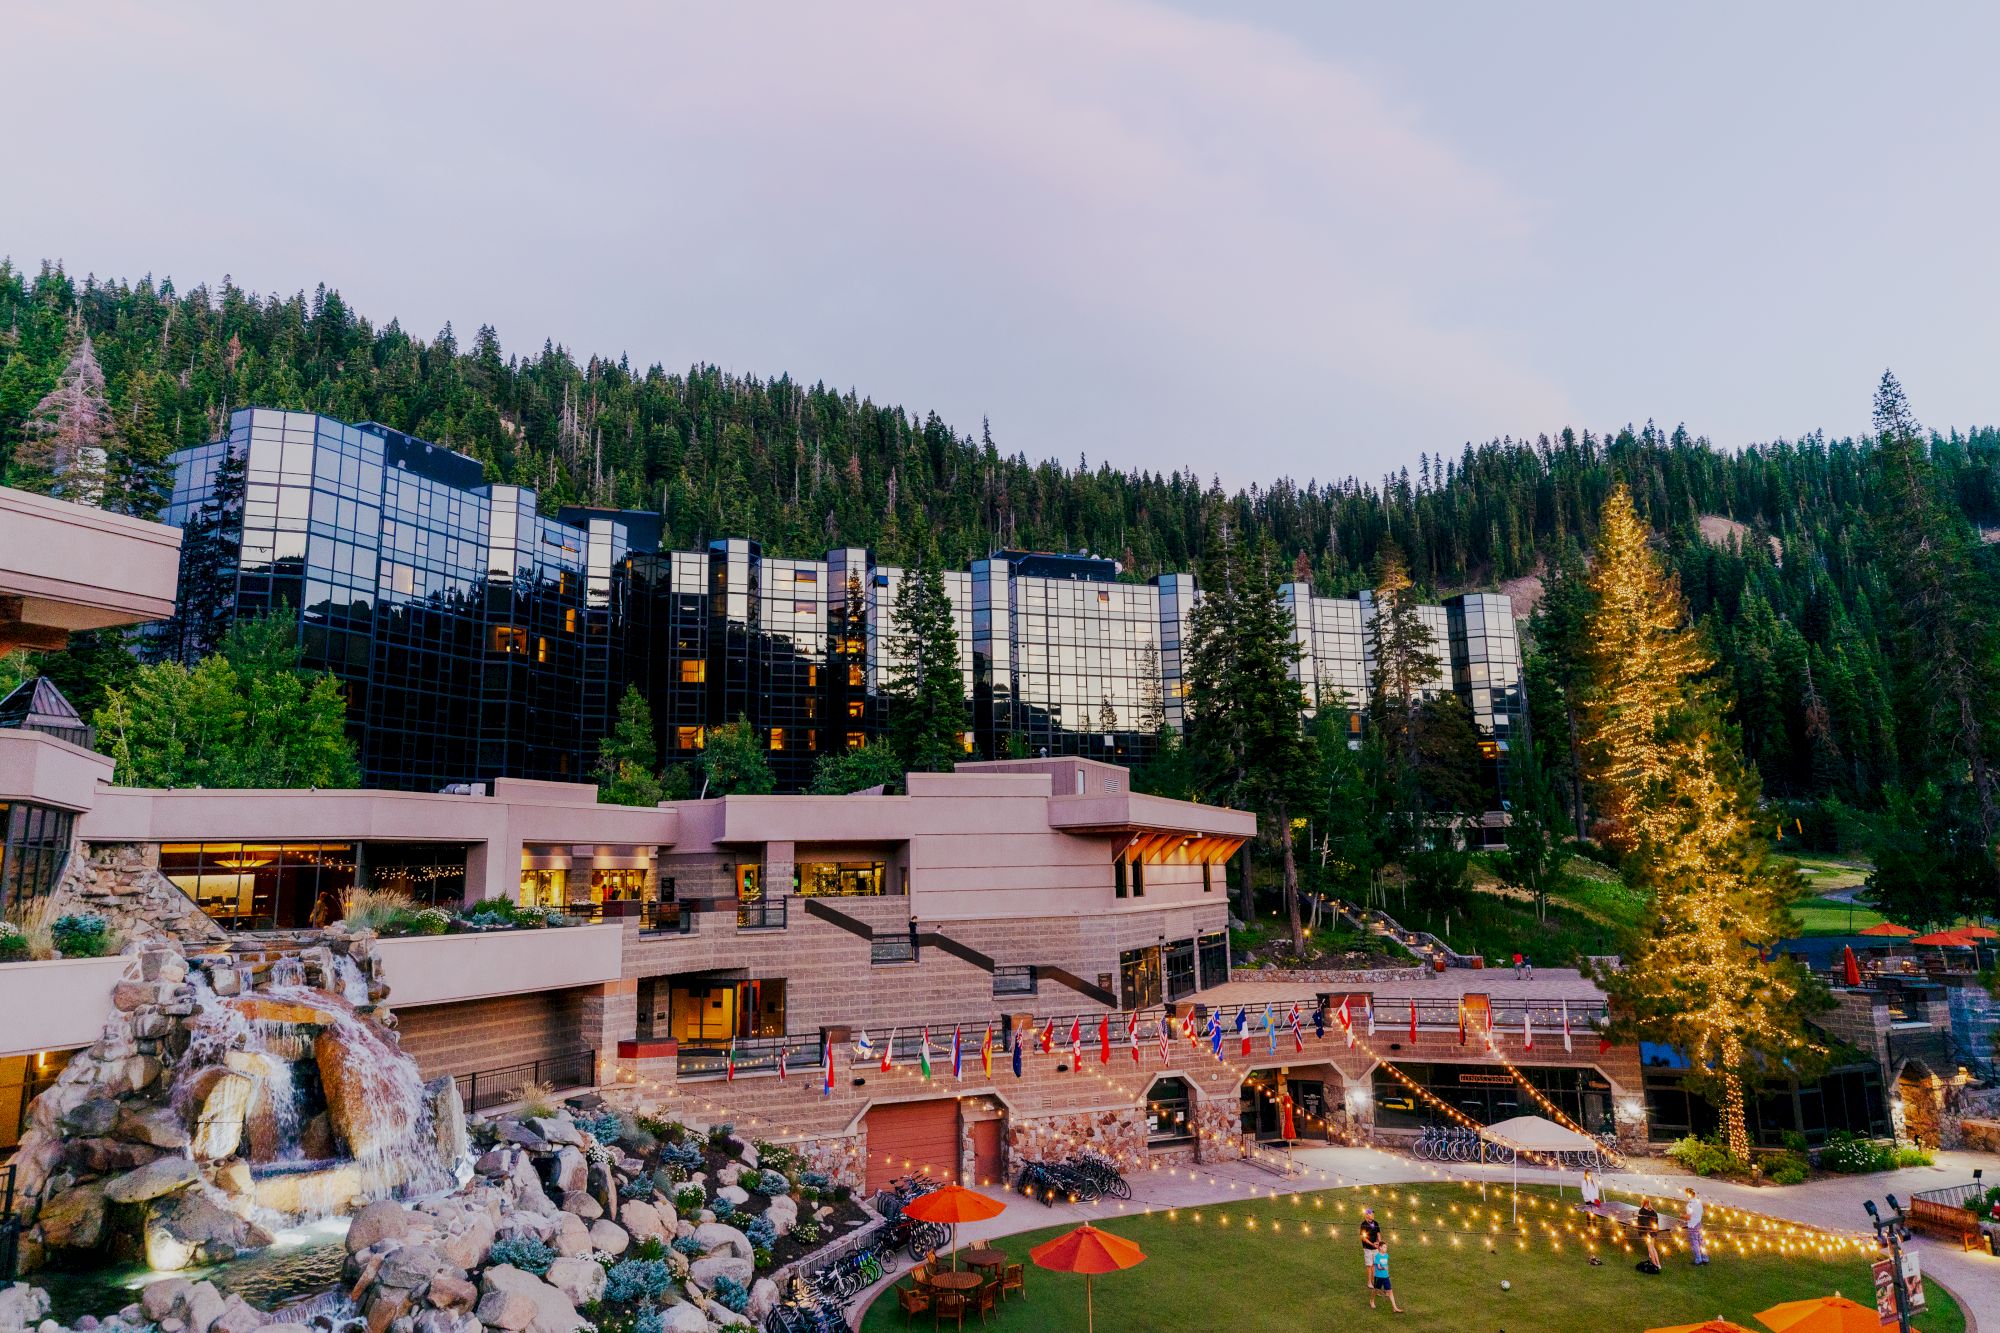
[[736, 898, 788, 931], [870, 936, 915, 964], [993, 965, 1038, 996], [453, 1049, 598, 1113], [678, 1035, 825, 1080]]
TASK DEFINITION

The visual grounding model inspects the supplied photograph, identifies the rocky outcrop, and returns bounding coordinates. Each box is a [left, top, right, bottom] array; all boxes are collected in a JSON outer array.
[[52, 842, 227, 948]]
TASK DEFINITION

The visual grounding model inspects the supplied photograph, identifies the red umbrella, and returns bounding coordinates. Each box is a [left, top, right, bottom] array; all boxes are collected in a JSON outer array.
[[1957, 924, 1997, 939], [1840, 946, 1861, 987], [1857, 922, 1917, 938], [1911, 928, 1976, 947]]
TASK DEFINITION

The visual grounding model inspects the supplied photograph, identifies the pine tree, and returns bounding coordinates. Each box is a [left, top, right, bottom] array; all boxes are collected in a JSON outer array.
[[1492, 734, 1569, 921], [596, 685, 666, 807], [699, 715, 776, 796], [809, 739, 904, 795], [1579, 484, 1711, 852], [8, 327, 117, 504], [1526, 539, 1592, 838], [886, 550, 968, 774]]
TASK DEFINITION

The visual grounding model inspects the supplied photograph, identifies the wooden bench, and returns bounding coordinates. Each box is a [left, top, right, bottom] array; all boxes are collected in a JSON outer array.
[[1907, 1196, 1984, 1251]]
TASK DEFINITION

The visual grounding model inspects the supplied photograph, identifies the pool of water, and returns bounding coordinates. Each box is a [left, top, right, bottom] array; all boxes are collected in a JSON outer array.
[[34, 1220, 353, 1326]]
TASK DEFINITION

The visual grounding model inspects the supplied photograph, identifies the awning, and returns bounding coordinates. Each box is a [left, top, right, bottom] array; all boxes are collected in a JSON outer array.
[[1478, 1114, 1599, 1154]]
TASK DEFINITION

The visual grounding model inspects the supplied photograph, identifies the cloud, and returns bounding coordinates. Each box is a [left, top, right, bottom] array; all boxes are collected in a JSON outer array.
[[0, 0, 1571, 481]]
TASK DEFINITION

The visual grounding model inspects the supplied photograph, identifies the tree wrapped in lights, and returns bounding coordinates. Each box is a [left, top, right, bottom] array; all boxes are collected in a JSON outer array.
[[1581, 485, 1826, 1160]]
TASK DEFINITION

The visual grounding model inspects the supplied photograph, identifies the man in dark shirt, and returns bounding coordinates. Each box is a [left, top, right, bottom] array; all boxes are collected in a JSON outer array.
[[1359, 1206, 1382, 1294]]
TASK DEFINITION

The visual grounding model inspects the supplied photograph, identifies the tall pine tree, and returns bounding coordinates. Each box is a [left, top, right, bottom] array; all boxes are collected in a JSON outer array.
[[886, 548, 969, 774]]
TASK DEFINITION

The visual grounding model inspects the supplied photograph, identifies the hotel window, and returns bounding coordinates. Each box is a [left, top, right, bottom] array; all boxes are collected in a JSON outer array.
[[799, 861, 887, 897], [846, 699, 864, 719], [679, 659, 706, 684], [676, 726, 705, 750], [769, 728, 786, 752], [1201, 861, 1212, 892], [159, 842, 355, 931], [519, 868, 565, 909], [564, 607, 578, 633], [0, 802, 76, 916], [1120, 945, 1162, 1009], [589, 868, 649, 902], [1145, 1077, 1193, 1143], [793, 569, 817, 584], [735, 864, 763, 900], [847, 664, 864, 687], [488, 625, 528, 654], [846, 731, 867, 750], [806, 665, 818, 687], [535, 636, 549, 664]]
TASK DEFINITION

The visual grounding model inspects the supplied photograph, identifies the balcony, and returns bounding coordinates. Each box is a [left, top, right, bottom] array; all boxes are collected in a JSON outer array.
[[736, 897, 787, 931], [0, 955, 132, 1058], [372, 922, 623, 1007]]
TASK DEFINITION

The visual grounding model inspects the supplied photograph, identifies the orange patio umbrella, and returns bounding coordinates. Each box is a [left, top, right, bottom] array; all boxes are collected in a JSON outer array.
[[1857, 922, 1917, 937], [1030, 1223, 1147, 1333], [1646, 1321, 1758, 1333], [900, 1183, 1007, 1269], [1957, 924, 1998, 938], [1754, 1294, 1880, 1333], [1911, 928, 1977, 947]]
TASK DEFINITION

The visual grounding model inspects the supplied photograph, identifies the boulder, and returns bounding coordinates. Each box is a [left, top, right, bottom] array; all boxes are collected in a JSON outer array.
[[426, 1275, 477, 1313], [38, 1181, 108, 1250], [413, 1313, 476, 1333], [586, 1220, 628, 1256], [377, 1242, 450, 1291], [528, 1117, 582, 1147], [655, 1304, 710, 1333], [738, 1141, 759, 1170], [558, 1191, 601, 1220], [499, 1123, 548, 1152], [348, 1199, 411, 1253], [60, 1097, 120, 1138], [117, 1105, 192, 1151], [438, 1215, 497, 1270], [104, 1156, 200, 1204], [318, 1025, 416, 1158], [690, 1254, 753, 1287], [746, 1279, 779, 1323], [192, 1073, 254, 1161], [212, 1160, 253, 1198], [542, 1256, 605, 1307], [144, 1193, 272, 1271], [478, 1266, 585, 1333], [208, 1296, 264, 1333], [475, 1291, 537, 1333], [475, 1148, 515, 1179], [618, 1200, 668, 1243], [184, 1282, 226, 1333], [69, 1136, 161, 1175], [364, 1287, 411, 1333], [714, 1162, 742, 1188], [139, 1280, 193, 1323], [550, 1148, 587, 1195], [691, 1222, 752, 1259], [763, 1196, 797, 1237], [0, 1283, 52, 1333], [715, 1185, 749, 1207], [550, 1211, 592, 1258], [428, 1076, 469, 1164], [300, 1111, 338, 1162]]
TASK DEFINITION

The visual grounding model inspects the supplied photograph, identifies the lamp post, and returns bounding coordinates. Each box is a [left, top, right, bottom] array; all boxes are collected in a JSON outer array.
[[1863, 1196, 1914, 1333]]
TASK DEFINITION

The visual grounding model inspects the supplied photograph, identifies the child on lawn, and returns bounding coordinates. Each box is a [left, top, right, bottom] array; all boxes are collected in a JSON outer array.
[[1369, 1245, 1401, 1313]]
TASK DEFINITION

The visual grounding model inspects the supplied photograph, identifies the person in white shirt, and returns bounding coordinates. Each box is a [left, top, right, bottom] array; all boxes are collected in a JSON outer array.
[[1683, 1186, 1708, 1265], [1580, 1169, 1602, 1210]]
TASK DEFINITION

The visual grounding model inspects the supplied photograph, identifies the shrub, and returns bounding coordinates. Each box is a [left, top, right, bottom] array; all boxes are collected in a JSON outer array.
[[633, 1305, 666, 1333], [754, 1142, 803, 1177], [343, 887, 418, 932], [1819, 1131, 1895, 1175], [671, 1234, 702, 1258], [708, 1123, 736, 1149], [751, 1246, 772, 1271], [709, 1196, 736, 1220], [513, 1081, 560, 1119], [796, 1186, 820, 1209], [620, 1177, 656, 1201], [832, 1184, 852, 1204], [637, 1115, 686, 1143], [741, 1216, 777, 1252], [603, 1259, 676, 1304], [660, 1141, 704, 1174], [0, 922, 26, 962], [791, 1218, 823, 1246], [488, 1236, 557, 1276], [754, 1169, 790, 1196], [630, 1236, 667, 1262], [800, 1170, 830, 1191], [1892, 1145, 1934, 1169], [580, 1110, 624, 1143], [1666, 1133, 1746, 1178], [674, 1186, 706, 1215], [1761, 1149, 1809, 1185], [710, 1276, 749, 1314], [51, 913, 113, 958]]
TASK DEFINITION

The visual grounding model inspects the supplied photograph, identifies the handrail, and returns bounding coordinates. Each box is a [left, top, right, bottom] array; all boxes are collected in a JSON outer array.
[[918, 931, 995, 974], [1037, 966, 1117, 1007]]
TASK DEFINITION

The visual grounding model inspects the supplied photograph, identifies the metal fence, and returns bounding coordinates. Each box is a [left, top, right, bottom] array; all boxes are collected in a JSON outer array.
[[0, 1164, 18, 1282], [453, 1049, 598, 1113], [736, 898, 787, 931]]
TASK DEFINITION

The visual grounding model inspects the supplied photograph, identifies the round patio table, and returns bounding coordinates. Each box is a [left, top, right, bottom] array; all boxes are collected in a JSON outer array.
[[963, 1248, 1007, 1274], [928, 1271, 983, 1294]]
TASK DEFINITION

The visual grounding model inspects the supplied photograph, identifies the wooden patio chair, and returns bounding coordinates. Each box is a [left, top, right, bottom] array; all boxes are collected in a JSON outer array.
[[933, 1290, 967, 1331], [1000, 1263, 1025, 1300], [973, 1279, 998, 1324], [897, 1284, 932, 1324]]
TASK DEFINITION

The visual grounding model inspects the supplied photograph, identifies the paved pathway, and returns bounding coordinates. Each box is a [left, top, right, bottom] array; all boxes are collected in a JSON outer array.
[[844, 1145, 1998, 1330]]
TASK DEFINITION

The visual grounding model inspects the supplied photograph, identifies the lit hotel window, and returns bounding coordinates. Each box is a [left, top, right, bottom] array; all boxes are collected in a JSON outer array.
[[769, 728, 786, 752], [677, 726, 706, 750], [680, 659, 706, 684]]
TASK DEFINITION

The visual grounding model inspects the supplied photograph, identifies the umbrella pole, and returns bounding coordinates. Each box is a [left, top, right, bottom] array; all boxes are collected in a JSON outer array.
[[1087, 1273, 1094, 1333], [1512, 1156, 1518, 1228]]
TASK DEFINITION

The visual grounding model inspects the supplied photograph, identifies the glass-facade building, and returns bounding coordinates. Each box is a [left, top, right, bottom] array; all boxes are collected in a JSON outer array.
[[162, 410, 1524, 800]]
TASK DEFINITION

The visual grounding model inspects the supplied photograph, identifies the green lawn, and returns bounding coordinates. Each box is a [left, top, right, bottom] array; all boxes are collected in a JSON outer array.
[[861, 1184, 1965, 1333], [1791, 895, 1888, 937]]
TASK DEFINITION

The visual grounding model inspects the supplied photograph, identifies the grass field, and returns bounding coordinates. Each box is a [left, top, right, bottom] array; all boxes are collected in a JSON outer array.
[[859, 1183, 1965, 1332], [1791, 895, 1889, 936]]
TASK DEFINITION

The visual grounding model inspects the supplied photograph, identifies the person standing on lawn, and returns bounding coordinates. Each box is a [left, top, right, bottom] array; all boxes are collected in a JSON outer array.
[[1369, 1245, 1401, 1313], [1359, 1206, 1383, 1294], [1580, 1168, 1602, 1211], [1683, 1186, 1709, 1265]]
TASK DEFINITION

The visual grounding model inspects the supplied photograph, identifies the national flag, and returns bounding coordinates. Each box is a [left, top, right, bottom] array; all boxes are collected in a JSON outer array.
[[1040, 1017, 1056, 1055], [881, 1028, 896, 1073], [1561, 1002, 1572, 1054], [1158, 1016, 1172, 1064], [1338, 996, 1355, 1048], [951, 1024, 963, 1080], [1312, 1005, 1326, 1041], [852, 1030, 875, 1062], [919, 1028, 934, 1080], [1263, 1003, 1276, 1054], [776, 1043, 788, 1081], [1205, 1009, 1223, 1057], [1098, 1013, 1111, 1065], [1523, 1009, 1534, 1051], [1069, 1016, 1083, 1068], [725, 1040, 736, 1082], [1458, 1000, 1467, 1046], [1126, 1012, 1140, 1063], [1596, 1018, 1610, 1055], [1287, 1002, 1304, 1053], [1235, 1007, 1250, 1056], [1181, 1009, 1197, 1047], [821, 1038, 835, 1096], [1366, 997, 1376, 1037], [981, 1025, 993, 1078], [1011, 1032, 1023, 1078]]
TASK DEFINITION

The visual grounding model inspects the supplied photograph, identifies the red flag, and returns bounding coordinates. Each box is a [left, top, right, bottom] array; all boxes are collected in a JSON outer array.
[[1158, 1016, 1172, 1064], [1040, 1017, 1056, 1054], [1098, 1014, 1111, 1064], [881, 1028, 895, 1073], [1182, 1009, 1197, 1047], [1458, 1000, 1467, 1045], [1409, 998, 1418, 1043], [1069, 1015, 1083, 1069], [1127, 1012, 1140, 1063], [775, 1043, 787, 1081], [1279, 1090, 1297, 1141]]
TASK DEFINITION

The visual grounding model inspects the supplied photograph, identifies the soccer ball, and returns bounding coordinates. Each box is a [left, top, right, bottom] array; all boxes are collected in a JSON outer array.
[[1499, 1280, 1512, 1292]]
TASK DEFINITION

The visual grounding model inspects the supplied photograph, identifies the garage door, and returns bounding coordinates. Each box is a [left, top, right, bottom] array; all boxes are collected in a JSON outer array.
[[865, 1098, 960, 1193]]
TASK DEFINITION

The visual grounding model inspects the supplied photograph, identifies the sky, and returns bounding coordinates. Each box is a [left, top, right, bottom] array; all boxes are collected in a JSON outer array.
[[2, 2, 1995, 486]]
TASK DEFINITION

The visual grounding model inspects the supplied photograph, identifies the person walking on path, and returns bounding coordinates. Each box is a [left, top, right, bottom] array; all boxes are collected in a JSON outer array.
[[1368, 1245, 1402, 1313], [1684, 1187, 1709, 1265], [1512, 951, 1524, 978], [1359, 1206, 1383, 1295]]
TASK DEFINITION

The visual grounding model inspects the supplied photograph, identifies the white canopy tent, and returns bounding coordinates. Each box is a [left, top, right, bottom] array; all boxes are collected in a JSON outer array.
[[1478, 1115, 1600, 1224]]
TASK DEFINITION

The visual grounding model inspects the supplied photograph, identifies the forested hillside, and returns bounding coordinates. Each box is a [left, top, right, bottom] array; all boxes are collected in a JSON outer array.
[[6, 258, 2000, 828]]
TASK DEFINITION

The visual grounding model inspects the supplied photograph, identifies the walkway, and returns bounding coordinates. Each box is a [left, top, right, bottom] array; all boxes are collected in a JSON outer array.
[[846, 1144, 1999, 1330]]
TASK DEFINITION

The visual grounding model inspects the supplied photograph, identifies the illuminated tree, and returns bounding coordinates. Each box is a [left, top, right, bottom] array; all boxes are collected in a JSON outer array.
[[1579, 484, 1710, 852]]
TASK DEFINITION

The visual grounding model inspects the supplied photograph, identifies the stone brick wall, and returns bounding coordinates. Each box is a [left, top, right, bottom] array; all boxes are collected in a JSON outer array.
[[56, 842, 226, 949], [394, 990, 591, 1085]]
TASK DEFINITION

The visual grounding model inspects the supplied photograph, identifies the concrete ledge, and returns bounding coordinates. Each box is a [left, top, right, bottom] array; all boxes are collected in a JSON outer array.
[[0, 953, 130, 1057], [375, 923, 624, 1007]]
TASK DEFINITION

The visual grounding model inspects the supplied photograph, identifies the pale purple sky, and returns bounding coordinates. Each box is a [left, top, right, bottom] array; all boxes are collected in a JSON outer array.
[[3, 2, 1993, 484]]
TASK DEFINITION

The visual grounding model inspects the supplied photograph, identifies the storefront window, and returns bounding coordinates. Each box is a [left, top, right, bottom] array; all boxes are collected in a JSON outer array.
[[736, 864, 763, 901], [668, 978, 787, 1043], [159, 842, 354, 931], [590, 868, 649, 902], [362, 841, 468, 907], [1165, 938, 1197, 1001], [1120, 945, 1162, 1009], [0, 801, 75, 916], [519, 868, 566, 909], [1145, 1077, 1193, 1142], [1198, 931, 1230, 990], [798, 861, 886, 897]]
